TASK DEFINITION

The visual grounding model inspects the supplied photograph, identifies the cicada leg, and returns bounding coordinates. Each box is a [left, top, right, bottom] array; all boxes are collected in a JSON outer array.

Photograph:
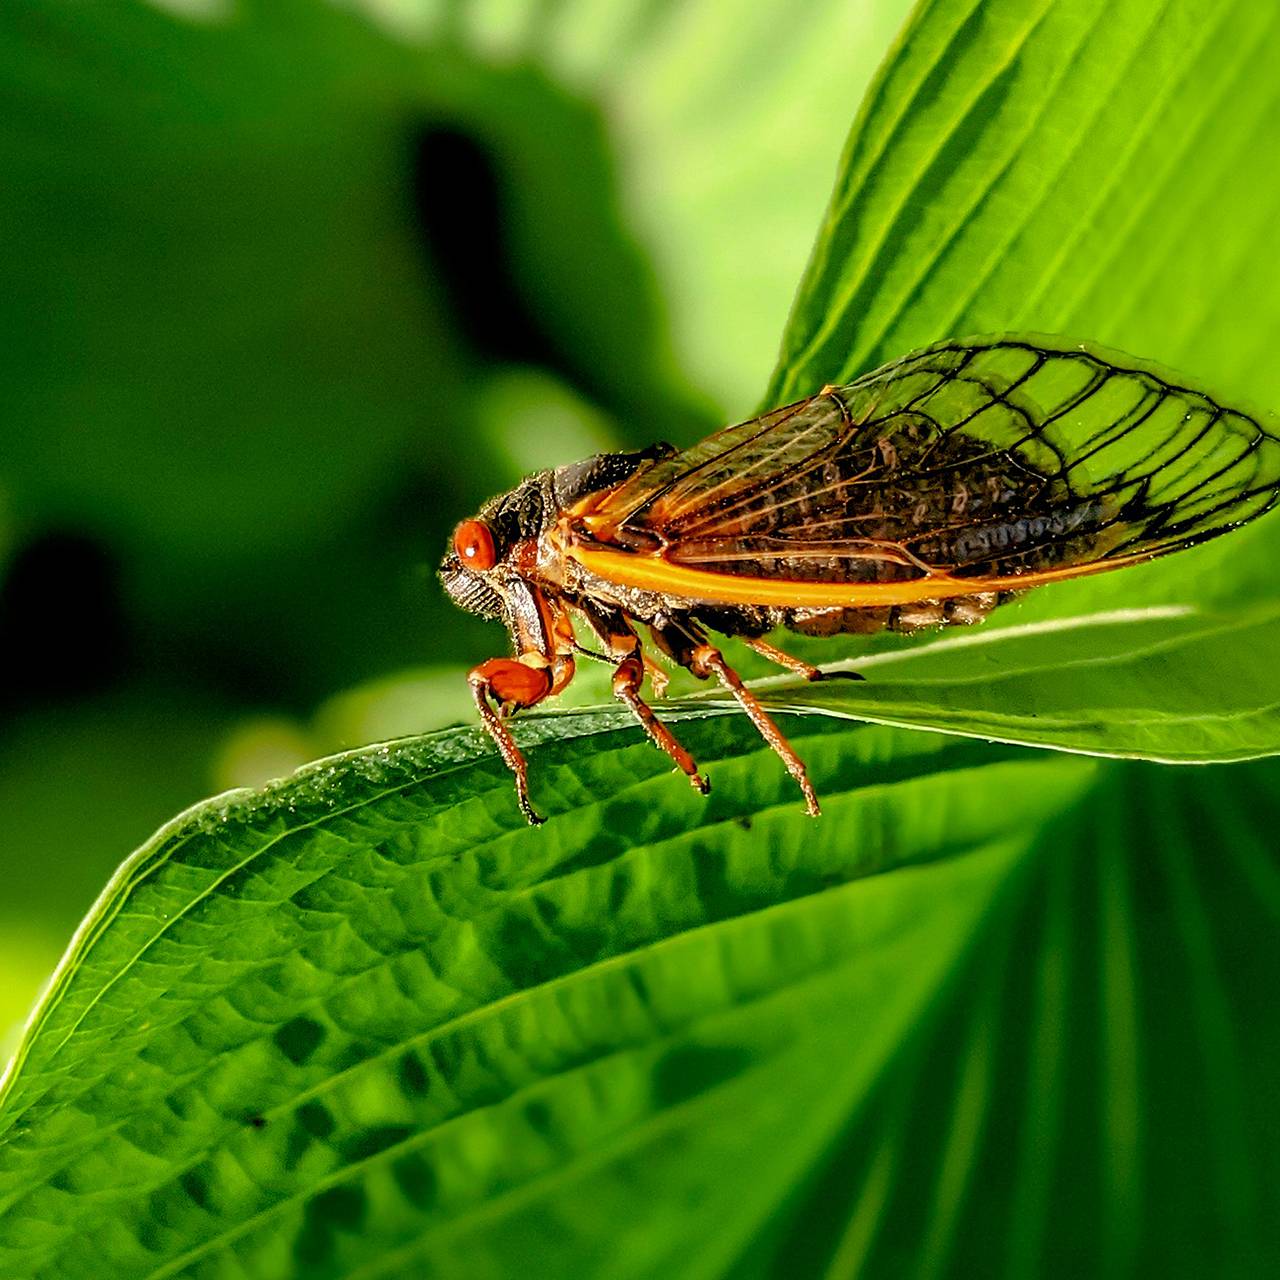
[[469, 586, 582, 826], [654, 622, 821, 817], [468, 656, 560, 826], [612, 655, 709, 795], [741, 635, 865, 683], [573, 601, 708, 795]]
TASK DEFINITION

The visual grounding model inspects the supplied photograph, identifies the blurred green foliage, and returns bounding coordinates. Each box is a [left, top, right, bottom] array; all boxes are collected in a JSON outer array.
[[0, 0, 907, 1032]]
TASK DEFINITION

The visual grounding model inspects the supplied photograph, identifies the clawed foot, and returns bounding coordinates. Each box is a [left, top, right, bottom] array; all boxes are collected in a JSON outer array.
[[810, 668, 866, 683]]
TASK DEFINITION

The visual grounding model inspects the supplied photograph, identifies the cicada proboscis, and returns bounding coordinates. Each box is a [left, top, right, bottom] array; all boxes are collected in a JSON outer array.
[[440, 337, 1280, 824]]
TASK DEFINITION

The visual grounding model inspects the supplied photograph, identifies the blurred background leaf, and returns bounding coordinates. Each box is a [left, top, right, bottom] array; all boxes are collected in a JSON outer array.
[[0, 0, 911, 1031]]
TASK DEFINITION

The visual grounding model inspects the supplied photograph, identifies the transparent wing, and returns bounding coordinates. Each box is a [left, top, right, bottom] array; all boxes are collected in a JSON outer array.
[[573, 338, 1280, 588]]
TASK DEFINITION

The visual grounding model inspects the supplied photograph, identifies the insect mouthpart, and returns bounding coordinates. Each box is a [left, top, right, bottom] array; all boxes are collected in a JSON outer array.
[[439, 554, 505, 621]]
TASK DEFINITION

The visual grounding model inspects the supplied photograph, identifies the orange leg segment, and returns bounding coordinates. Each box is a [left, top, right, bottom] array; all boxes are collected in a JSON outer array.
[[573, 598, 705, 794], [690, 643, 821, 817], [468, 657, 553, 825], [612, 655, 708, 795]]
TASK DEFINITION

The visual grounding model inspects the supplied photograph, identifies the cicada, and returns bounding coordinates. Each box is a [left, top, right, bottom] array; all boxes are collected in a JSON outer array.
[[440, 336, 1280, 824]]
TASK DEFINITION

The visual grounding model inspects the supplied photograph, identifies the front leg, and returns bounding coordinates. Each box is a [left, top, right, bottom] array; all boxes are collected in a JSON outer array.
[[468, 656, 559, 825]]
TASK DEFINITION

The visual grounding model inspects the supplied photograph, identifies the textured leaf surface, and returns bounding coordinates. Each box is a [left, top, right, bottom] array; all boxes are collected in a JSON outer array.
[[768, 0, 1280, 414], [3, 0, 1280, 1276], [2, 718, 1278, 1276], [0, 721, 1083, 1277]]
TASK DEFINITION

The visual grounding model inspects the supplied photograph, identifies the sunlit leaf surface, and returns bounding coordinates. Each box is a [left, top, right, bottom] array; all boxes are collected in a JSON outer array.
[[1, 717, 1277, 1276], [769, 0, 1280, 415]]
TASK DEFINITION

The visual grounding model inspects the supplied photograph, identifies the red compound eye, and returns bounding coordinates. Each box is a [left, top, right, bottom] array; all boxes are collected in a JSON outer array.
[[453, 519, 497, 571]]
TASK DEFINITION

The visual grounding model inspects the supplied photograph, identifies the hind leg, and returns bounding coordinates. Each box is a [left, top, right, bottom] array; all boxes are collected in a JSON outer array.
[[652, 621, 821, 817], [741, 635, 865, 683]]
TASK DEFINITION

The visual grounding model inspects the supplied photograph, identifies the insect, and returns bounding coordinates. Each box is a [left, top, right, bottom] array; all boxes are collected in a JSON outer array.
[[440, 336, 1280, 824]]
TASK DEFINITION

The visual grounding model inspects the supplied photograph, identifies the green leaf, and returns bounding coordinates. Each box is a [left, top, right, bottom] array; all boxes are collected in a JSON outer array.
[[1, 723, 1278, 1275], [0, 723, 1104, 1273]]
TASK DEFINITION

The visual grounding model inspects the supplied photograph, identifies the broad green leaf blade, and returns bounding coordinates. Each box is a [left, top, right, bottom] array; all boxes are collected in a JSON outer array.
[[0, 721, 1089, 1278], [570, 1, 1280, 1270], [1, 727, 1278, 1276], [746, 759, 1280, 1279], [768, 0, 1280, 414]]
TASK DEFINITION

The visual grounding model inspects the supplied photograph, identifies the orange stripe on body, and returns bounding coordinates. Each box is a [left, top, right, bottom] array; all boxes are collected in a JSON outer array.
[[565, 543, 1148, 609]]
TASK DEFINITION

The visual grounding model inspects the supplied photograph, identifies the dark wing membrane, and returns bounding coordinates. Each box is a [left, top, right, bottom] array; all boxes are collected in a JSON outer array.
[[578, 338, 1280, 587]]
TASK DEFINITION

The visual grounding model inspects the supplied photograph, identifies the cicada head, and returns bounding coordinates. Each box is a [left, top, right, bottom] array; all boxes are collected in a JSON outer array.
[[440, 447, 678, 623], [439, 473, 553, 621]]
